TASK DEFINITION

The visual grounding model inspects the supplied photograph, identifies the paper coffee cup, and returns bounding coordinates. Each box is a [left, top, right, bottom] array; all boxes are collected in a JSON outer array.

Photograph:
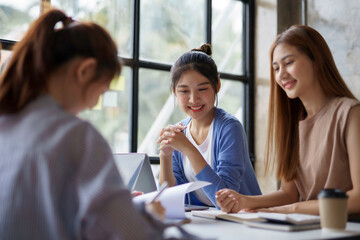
[[318, 189, 348, 231]]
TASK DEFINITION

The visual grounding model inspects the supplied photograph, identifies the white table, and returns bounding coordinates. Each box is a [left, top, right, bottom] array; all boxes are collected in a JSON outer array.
[[168, 213, 360, 240]]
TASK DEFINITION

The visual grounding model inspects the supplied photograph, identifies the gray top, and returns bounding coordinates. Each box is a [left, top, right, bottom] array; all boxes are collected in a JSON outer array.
[[0, 95, 153, 240]]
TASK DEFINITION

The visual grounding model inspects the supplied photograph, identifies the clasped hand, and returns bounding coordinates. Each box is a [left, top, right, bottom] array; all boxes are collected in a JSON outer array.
[[157, 124, 188, 155], [216, 189, 297, 214]]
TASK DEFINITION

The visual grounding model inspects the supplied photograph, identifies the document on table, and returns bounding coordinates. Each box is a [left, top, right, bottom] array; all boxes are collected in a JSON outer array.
[[191, 209, 262, 223], [133, 181, 211, 219]]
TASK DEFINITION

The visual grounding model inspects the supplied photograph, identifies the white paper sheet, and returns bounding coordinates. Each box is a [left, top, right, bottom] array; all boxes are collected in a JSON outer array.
[[133, 181, 211, 219]]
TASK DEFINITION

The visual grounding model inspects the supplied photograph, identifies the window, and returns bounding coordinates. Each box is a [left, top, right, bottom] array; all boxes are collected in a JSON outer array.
[[0, 0, 40, 41], [0, 49, 11, 72], [0, 0, 255, 163], [139, 0, 205, 64]]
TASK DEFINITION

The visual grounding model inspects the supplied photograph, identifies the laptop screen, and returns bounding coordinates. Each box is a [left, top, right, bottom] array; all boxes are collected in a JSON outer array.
[[113, 153, 158, 193]]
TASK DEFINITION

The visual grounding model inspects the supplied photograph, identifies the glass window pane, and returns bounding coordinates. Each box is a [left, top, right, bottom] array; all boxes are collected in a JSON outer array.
[[140, 0, 205, 64], [51, 0, 132, 58], [79, 67, 131, 153], [0, 49, 11, 73], [212, 0, 244, 75], [0, 0, 40, 41], [218, 79, 245, 124], [138, 69, 186, 155]]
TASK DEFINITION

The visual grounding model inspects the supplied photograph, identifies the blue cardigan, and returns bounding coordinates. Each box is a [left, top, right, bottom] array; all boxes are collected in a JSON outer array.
[[172, 108, 261, 207]]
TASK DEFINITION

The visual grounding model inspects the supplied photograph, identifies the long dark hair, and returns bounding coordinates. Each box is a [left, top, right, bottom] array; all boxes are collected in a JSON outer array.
[[0, 9, 121, 114], [171, 44, 219, 103], [265, 25, 355, 181]]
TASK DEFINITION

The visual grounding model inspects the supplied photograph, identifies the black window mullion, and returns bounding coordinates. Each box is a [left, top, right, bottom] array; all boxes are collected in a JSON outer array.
[[243, 0, 255, 164], [138, 60, 171, 72], [129, 0, 140, 152], [219, 72, 248, 82], [122, 58, 172, 72], [205, 0, 212, 44]]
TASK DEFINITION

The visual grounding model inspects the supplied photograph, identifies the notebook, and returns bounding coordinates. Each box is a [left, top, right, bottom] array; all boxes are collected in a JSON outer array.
[[113, 153, 158, 193], [191, 209, 262, 223], [244, 212, 321, 232], [257, 212, 321, 225]]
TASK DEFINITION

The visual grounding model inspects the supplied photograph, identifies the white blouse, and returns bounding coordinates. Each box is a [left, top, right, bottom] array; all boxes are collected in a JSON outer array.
[[183, 120, 214, 206]]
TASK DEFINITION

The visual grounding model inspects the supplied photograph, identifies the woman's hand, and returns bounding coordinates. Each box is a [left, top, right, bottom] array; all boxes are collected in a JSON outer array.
[[131, 191, 166, 220], [157, 124, 188, 155], [158, 125, 184, 187], [216, 189, 245, 213], [131, 191, 144, 197], [145, 200, 166, 221]]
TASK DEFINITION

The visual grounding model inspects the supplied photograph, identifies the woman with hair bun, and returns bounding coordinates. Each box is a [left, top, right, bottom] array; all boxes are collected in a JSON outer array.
[[0, 9, 164, 239], [157, 44, 261, 207], [216, 25, 360, 217]]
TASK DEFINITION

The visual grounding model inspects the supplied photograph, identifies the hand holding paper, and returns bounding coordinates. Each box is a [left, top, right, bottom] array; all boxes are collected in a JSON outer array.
[[133, 181, 211, 219]]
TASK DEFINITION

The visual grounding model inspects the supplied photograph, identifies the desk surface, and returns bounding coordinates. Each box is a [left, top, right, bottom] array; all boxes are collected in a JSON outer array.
[[170, 213, 360, 240]]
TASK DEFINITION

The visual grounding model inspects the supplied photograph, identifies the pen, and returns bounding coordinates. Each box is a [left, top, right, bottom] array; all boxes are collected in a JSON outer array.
[[150, 181, 168, 203]]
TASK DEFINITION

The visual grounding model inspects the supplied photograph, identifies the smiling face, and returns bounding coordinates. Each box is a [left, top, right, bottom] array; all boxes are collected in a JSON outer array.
[[175, 70, 218, 122], [272, 43, 318, 100]]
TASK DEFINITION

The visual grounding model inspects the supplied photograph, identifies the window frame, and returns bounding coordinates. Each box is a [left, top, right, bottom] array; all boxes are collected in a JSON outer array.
[[0, 0, 255, 164]]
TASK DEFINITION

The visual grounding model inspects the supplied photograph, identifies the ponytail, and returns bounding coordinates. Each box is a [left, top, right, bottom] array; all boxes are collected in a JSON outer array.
[[0, 9, 121, 114]]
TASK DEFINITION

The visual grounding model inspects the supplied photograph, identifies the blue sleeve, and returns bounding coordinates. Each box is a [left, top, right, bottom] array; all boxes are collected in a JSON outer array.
[[195, 118, 261, 207], [172, 118, 191, 187], [172, 151, 206, 205], [172, 150, 188, 186]]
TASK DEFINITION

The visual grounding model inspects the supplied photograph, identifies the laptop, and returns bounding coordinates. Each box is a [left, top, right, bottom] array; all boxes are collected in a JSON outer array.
[[113, 153, 158, 193]]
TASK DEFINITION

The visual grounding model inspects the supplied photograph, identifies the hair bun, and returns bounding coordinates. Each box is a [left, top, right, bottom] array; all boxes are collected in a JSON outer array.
[[191, 43, 212, 56]]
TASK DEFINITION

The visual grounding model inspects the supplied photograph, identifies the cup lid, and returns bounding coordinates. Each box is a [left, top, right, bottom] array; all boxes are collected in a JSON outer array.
[[318, 188, 348, 199]]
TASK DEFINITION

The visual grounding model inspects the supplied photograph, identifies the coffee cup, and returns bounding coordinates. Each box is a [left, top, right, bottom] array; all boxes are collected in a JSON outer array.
[[318, 188, 348, 231]]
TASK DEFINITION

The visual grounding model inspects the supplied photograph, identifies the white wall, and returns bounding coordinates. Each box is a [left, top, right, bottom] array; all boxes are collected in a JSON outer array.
[[254, 0, 278, 194], [307, 0, 360, 99]]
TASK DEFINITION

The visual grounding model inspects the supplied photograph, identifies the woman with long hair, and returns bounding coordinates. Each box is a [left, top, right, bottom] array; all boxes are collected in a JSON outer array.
[[216, 25, 360, 216]]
